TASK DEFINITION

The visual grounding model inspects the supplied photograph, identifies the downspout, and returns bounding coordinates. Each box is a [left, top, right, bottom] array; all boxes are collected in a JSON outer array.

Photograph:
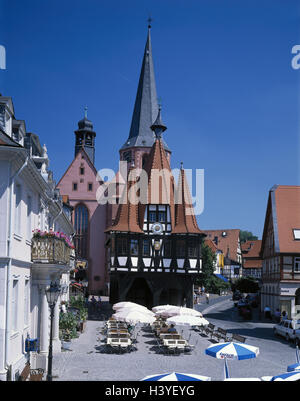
[[4, 155, 29, 379]]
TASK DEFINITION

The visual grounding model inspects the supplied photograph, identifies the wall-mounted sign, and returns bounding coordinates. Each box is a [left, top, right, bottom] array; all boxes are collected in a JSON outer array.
[[280, 286, 296, 296]]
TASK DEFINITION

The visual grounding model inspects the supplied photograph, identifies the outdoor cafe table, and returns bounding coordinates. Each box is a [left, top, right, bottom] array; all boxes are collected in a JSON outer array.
[[162, 339, 189, 354], [107, 330, 129, 335], [107, 321, 128, 327], [106, 337, 132, 353], [163, 339, 188, 348], [156, 328, 179, 336], [107, 332, 130, 338], [159, 333, 181, 340], [107, 325, 128, 330]]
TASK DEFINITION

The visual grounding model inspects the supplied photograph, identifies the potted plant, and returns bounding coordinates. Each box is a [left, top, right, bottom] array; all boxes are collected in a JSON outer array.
[[79, 308, 88, 332], [59, 311, 78, 349], [61, 329, 72, 350], [69, 295, 88, 333]]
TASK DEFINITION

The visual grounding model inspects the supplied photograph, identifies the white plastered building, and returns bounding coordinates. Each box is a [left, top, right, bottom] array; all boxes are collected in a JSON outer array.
[[0, 95, 74, 381]]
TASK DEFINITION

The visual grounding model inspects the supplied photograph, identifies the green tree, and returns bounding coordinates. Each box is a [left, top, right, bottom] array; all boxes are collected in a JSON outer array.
[[239, 230, 258, 243]]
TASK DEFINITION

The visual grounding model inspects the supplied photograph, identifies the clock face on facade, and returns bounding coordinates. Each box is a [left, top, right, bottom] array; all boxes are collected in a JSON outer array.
[[151, 222, 163, 235]]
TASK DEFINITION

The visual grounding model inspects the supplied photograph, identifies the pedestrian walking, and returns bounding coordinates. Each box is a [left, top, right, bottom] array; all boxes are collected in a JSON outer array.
[[274, 308, 281, 323], [205, 292, 210, 304], [96, 298, 101, 316], [91, 295, 97, 313]]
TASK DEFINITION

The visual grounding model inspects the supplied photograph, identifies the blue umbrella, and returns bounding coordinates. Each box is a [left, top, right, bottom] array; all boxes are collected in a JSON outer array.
[[141, 372, 211, 381], [205, 342, 259, 360], [205, 342, 259, 380], [287, 346, 300, 372], [271, 371, 300, 381]]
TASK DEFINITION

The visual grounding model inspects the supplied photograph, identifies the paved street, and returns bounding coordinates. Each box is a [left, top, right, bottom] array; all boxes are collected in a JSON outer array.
[[52, 296, 299, 381]]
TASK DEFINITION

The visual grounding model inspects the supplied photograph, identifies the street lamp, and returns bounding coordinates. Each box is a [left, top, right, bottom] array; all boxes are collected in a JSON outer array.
[[45, 281, 61, 381]]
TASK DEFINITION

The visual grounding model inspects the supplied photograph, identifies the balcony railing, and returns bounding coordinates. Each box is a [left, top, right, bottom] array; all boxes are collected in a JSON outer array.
[[31, 237, 72, 264]]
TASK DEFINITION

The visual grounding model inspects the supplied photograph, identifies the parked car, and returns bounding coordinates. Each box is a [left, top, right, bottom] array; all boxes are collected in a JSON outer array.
[[273, 319, 300, 342]]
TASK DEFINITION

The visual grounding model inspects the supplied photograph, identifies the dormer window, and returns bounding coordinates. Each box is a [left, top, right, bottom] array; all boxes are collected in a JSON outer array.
[[293, 229, 300, 240]]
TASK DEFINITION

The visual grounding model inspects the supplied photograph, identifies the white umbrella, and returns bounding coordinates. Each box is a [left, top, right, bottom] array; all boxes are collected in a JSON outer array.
[[113, 309, 156, 325], [152, 304, 177, 313], [159, 307, 202, 318], [116, 306, 155, 317], [113, 302, 148, 311], [166, 315, 209, 327]]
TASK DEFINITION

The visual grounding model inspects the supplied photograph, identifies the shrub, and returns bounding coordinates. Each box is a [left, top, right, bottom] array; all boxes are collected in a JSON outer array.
[[59, 311, 78, 339]]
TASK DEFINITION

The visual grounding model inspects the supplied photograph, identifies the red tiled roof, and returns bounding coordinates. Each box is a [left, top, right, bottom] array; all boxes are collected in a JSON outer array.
[[241, 240, 262, 258], [275, 186, 300, 254], [204, 238, 218, 253], [106, 138, 203, 235], [172, 168, 203, 234], [243, 259, 262, 269], [204, 229, 240, 263], [105, 168, 143, 233]]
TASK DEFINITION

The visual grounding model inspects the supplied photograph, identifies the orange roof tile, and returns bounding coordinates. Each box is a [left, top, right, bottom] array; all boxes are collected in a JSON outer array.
[[139, 138, 176, 228], [106, 138, 203, 236], [204, 229, 241, 263], [241, 240, 262, 258], [105, 168, 143, 233], [275, 186, 300, 254], [243, 259, 262, 269], [204, 238, 218, 253], [172, 168, 203, 234]]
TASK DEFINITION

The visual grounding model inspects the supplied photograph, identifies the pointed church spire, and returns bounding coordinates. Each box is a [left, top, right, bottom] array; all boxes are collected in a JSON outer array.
[[121, 25, 170, 151]]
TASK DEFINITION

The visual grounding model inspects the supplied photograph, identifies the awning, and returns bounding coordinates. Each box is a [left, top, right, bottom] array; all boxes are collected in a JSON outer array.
[[214, 273, 229, 282]]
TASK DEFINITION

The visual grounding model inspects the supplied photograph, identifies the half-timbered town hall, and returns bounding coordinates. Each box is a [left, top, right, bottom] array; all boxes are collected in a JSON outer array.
[[105, 24, 205, 308]]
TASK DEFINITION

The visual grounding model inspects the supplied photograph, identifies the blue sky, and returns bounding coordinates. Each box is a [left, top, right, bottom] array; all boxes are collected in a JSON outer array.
[[1, 0, 300, 238]]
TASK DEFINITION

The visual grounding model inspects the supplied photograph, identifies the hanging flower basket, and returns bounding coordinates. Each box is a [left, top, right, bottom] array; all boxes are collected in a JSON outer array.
[[31, 229, 74, 264]]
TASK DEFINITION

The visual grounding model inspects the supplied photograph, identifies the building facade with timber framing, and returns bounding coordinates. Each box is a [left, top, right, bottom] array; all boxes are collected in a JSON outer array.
[[105, 24, 206, 309]]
